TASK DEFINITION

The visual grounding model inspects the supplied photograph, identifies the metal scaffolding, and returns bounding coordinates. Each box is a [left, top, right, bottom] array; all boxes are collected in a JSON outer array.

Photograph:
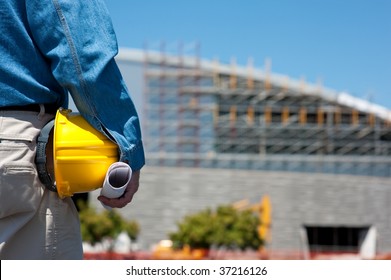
[[136, 44, 391, 176]]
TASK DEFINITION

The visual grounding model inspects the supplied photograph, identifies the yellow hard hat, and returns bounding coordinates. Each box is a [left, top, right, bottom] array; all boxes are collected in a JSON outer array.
[[53, 109, 119, 198]]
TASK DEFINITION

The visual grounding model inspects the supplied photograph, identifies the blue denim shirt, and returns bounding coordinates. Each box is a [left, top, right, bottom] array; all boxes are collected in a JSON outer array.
[[0, 0, 145, 171]]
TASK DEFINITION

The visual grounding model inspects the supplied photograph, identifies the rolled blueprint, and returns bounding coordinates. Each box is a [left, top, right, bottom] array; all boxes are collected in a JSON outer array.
[[100, 162, 132, 210]]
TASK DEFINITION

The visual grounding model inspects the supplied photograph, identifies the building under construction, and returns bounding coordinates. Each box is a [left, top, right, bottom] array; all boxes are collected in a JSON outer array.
[[104, 46, 391, 259], [118, 46, 391, 176]]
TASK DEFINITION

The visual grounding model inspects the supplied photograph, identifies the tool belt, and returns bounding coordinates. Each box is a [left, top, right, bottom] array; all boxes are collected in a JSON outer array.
[[35, 119, 57, 192]]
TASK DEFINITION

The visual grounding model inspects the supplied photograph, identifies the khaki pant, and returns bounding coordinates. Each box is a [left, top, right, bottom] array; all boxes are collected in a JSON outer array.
[[0, 109, 83, 259]]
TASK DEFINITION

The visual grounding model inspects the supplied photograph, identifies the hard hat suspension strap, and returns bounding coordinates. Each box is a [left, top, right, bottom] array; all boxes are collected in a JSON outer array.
[[35, 119, 57, 192]]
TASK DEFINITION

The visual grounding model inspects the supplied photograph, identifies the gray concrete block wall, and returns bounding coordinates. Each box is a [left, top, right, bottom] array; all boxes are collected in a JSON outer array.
[[90, 166, 391, 254]]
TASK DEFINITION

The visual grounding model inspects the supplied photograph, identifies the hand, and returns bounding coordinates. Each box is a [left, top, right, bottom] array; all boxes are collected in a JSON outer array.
[[98, 170, 140, 208]]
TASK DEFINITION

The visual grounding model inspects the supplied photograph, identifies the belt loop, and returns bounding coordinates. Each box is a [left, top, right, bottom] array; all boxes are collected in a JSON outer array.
[[38, 104, 45, 120]]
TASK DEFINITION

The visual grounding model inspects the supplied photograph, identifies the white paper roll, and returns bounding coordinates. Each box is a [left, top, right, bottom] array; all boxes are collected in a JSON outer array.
[[100, 162, 132, 210]]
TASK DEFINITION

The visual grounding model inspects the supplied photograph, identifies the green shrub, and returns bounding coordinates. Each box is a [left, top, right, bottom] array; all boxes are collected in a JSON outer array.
[[78, 203, 140, 245], [169, 204, 263, 250]]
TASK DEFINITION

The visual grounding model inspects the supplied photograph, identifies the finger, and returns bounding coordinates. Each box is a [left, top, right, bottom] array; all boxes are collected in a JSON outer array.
[[98, 195, 124, 208], [98, 183, 137, 208]]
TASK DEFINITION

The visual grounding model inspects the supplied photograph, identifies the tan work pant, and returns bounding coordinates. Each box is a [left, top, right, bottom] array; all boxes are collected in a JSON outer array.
[[0, 109, 83, 259]]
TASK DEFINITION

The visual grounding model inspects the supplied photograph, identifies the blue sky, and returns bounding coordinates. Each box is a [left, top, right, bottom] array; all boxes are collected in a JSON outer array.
[[105, 0, 391, 109]]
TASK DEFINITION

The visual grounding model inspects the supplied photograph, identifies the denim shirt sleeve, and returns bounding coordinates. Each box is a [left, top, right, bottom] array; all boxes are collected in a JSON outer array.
[[25, 0, 145, 170]]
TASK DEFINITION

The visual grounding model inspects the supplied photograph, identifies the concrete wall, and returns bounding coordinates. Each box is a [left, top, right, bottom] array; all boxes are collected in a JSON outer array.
[[90, 166, 391, 255]]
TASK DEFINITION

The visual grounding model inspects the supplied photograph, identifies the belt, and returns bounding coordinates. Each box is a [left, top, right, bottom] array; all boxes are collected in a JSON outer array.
[[0, 104, 58, 114]]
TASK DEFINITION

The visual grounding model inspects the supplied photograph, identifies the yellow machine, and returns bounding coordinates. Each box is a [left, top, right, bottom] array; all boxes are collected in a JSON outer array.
[[232, 195, 272, 243]]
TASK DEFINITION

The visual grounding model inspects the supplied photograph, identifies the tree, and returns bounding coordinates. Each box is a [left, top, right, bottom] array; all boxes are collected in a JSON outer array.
[[78, 203, 139, 245], [169, 204, 263, 250]]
